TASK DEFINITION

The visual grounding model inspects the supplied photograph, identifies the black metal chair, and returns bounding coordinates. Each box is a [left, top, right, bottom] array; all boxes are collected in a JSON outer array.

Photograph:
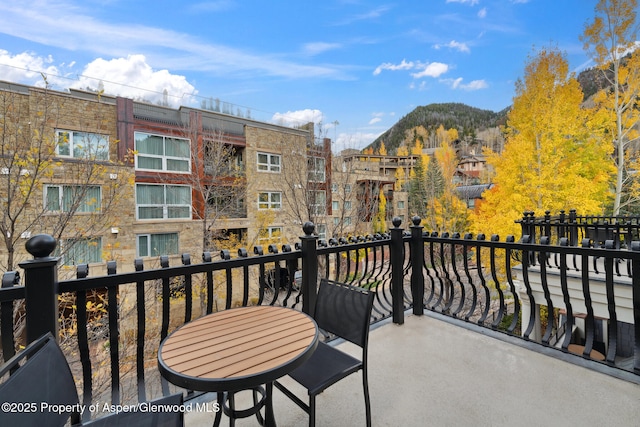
[[274, 279, 375, 427], [0, 332, 81, 426], [0, 332, 184, 427]]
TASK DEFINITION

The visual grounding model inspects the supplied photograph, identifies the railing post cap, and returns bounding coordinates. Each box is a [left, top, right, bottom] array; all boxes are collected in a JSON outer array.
[[302, 222, 315, 236], [25, 234, 57, 259]]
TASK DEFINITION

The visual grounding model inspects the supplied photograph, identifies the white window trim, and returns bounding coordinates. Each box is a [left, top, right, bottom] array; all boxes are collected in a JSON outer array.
[[257, 152, 281, 173], [135, 184, 192, 220], [134, 132, 191, 174], [309, 157, 326, 182], [55, 130, 110, 160], [44, 185, 102, 213], [259, 226, 283, 242], [136, 232, 180, 257], [257, 191, 282, 210]]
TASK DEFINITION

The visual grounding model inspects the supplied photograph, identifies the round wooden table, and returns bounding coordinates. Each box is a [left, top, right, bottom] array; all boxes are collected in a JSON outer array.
[[158, 305, 318, 426]]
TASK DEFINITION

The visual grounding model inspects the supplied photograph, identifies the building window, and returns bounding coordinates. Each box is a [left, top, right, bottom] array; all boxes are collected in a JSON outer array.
[[137, 233, 179, 257], [344, 201, 352, 210], [45, 185, 101, 213], [316, 224, 326, 239], [397, 201, 405, 209], [309, 157, 325, 182], [56, 130, 109, 160], [257, 152, 281, 173], [135, 132, 190, 173], [310, 191, 326, 215], [259, 226, 282, 242], [345, 184, 352, 194], [331, 183, 338, 193], [332, 201, 339, 211], [58, 238, 102, 266], [344, 217, 352, 225], [333, 217, 340, 226], [136, 184, 191, 220], [258, 192, 281, 210]]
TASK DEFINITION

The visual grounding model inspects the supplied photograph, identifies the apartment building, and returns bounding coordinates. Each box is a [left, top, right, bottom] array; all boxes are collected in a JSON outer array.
[[0, 81, 330, 275]]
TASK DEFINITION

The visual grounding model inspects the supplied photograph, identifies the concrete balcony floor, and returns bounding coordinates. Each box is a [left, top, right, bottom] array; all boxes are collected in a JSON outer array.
[[185, 313, 640, 426]]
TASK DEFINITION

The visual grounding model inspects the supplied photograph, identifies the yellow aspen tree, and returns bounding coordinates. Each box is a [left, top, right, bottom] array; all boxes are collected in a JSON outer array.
[[372, 189, 387, 233], [581, 0, 640, 214], [378, 141, 388, 156], [474, 47, 614, 239]]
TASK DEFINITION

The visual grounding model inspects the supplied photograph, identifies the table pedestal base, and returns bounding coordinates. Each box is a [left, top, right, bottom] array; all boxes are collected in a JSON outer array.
[[215, 383, 276, 427]]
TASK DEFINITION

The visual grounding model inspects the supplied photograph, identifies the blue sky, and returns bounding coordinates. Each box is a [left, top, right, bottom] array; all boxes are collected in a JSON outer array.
[[0, 0, 611, 151]]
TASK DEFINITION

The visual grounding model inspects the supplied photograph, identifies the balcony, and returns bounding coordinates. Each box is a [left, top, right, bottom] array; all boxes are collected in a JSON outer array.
[[1, 214, 638, 425], [186, 312, 638, 426]]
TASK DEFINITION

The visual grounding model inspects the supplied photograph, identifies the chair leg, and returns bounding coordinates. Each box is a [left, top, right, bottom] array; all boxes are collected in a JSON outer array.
[[309, 395, 316, 427], [363, 371, 371, 427]]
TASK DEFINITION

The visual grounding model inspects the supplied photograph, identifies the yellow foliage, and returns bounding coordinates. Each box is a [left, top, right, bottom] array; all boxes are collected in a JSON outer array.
[[473, 47, 614, 239]]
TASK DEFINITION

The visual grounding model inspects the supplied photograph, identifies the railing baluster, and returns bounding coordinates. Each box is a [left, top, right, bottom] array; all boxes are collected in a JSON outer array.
[[75, 265, 92, 418], [520, 235, 538, 340], [182, 254, 192, 323], [106, 261, 120, 405], [604, 241, 618, 363], [538, 236, 554, 345], [203, 252, 214, 314], [558, 238, 574, 351], [1, 271, 19, 362], [504, 236, 520, 333], [489, 235, 505, 329], [475, 235, 490, 325], [581, 239, 597, 357], [134, 258, 146, 402]]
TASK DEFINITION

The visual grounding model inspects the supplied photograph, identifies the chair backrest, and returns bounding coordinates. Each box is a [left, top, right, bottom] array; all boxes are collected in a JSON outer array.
[[314, 279, 375, 348], [0, 333, 80, 426]]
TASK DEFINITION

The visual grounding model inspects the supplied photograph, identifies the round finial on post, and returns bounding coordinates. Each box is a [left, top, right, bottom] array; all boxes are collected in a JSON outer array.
[[392, 217, 402, 228], [25, 234, 56, 259], [412, 216, 422, 226], [302, 221, 315, 236]]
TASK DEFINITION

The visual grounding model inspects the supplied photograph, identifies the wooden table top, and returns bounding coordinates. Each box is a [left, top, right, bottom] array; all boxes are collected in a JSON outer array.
[[158, 305, 318, 392]]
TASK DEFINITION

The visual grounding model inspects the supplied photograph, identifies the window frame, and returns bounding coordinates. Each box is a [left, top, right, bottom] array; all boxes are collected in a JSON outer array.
[[136, 232, 180, 257], [58, 237, 102, 266], [309, 156, 326, 182], [310, 190, 326, 215], [259, 226, 283, 243], [134, 131, 191, 174], [257, 191, 282, 210], [135, 184, 192, 220], [55, 130, 110, 161], [257, 152, 281, 173], [44, 185, 102, 213]]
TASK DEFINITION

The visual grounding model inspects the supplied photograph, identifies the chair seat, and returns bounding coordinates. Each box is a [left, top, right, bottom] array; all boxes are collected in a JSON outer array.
[[288, 341, 363, 396]]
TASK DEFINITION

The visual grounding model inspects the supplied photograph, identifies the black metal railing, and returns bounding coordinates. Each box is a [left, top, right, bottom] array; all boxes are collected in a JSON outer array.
[[0, 214, 639, 417], [517, 210, 640, 248]]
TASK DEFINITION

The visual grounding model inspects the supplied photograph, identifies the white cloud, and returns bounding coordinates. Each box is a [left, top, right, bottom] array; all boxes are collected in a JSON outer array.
[[373, 59, 415, 75], [369, 117, 382, 125], [446, 0, 479, 5], [69, 55, 197, 108], [0, 1, 343, 80], [272, 109, 324, 127], [435, 40, 470, 53], [0, 50, 62, 86], [303, 42, 342, 56], [411, 62, 449, 78], [478, 8, 487, 18], [443, 77, 488, 91], [375, 60, 449, 79]]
